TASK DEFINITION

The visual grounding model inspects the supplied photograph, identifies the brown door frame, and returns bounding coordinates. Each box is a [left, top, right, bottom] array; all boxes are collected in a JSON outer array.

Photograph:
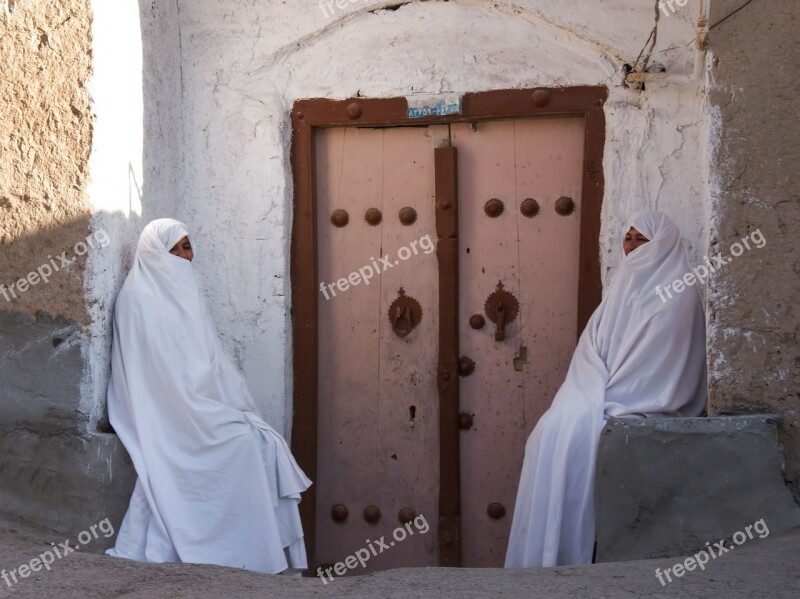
[[289, 87, 607, 566]]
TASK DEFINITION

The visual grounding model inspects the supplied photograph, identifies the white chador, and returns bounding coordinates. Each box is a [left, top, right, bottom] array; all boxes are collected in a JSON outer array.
[[106, 219, 312, 574], [505, 211, 707, 568]]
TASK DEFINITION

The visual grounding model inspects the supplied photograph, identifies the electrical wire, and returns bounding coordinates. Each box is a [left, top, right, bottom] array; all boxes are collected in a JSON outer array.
[[710, 0, 755, 31], [643, 0, 756, 60], [631, 1, 662, 75]]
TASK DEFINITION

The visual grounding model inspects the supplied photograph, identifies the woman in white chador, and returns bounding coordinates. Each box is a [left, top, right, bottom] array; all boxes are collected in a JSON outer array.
[[106, 219, 312, 574], [505, 210, 707, 568]]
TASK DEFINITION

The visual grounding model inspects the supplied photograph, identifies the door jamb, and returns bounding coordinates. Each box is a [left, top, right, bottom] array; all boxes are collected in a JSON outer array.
[[289, 86, 607, 566]]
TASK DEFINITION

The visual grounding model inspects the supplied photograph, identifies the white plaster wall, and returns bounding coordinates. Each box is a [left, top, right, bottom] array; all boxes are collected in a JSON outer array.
[[84, 0, 183, 428], [83, 0, 145, 425], [111, 0, 710, 436]]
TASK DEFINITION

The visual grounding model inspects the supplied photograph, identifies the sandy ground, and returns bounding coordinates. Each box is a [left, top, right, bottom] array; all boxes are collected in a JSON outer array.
[[1, 513, 798, 598]]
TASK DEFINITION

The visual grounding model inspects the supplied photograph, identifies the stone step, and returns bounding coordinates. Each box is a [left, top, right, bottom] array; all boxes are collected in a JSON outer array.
[[595, 414, 800, 562]]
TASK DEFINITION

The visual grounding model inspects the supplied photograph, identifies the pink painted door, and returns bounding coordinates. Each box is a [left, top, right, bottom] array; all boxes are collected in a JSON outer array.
[[315, 125, 448, 573], [314, 117, 585, 571], [453, 118, 585, 566]]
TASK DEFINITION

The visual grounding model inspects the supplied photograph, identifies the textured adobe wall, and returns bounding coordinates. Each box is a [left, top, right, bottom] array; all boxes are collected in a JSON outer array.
[[0, 0, 137, 534], [0, 0, 93, 322], [707, 0, 800, 499]]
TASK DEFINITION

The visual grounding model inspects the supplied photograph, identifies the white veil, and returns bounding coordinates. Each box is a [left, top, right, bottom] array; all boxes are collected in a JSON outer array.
[[106, 219, 311, 574], [505, 210, 707, 568]]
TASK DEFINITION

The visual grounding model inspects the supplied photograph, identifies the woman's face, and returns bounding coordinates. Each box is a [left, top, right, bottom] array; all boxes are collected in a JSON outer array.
[[169, 236, 194, 262], [623, 227, 650, 256]]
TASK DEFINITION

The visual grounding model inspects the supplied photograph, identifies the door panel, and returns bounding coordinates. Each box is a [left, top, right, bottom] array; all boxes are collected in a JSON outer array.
[[451, 120, 521, 567], [453, 118, 585, 567], [315, 126, 447, 572], [316, 127, 384, 572]]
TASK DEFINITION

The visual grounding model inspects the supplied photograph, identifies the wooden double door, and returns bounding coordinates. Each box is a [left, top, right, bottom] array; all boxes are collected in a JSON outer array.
[[309, 116, 587, 571]]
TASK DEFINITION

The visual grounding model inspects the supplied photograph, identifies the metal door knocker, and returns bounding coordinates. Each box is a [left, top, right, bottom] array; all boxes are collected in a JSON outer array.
[[389, 288, 422, 338], [484, 281, 519, 341]]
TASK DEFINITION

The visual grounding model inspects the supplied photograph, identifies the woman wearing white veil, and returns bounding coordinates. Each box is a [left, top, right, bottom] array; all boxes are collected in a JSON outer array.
[[106, 219, 312, 574], [505, 210, 707, 568]]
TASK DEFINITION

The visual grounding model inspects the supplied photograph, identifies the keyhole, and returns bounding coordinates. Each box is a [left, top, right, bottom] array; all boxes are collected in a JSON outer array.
[[409, 405, 416, 421]]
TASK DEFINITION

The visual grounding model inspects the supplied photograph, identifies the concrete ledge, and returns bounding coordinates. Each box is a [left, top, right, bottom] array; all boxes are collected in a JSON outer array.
[[0, 428, 135, 542], [595, 414, 800, 562]]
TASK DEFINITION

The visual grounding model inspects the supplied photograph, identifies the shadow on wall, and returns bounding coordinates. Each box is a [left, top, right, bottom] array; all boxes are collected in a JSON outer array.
[[0, 210, 145, 545], [0, 209, 150, 413]]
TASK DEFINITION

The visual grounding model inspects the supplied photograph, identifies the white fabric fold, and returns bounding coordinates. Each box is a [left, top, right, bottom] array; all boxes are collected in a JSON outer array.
[[106, 218, 311, 574], [505, 210, 707, 568]]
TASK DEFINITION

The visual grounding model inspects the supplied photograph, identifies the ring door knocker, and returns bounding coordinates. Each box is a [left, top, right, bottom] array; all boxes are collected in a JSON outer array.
[[389, 288, 422, 338], [484, 281, 519, 341]]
